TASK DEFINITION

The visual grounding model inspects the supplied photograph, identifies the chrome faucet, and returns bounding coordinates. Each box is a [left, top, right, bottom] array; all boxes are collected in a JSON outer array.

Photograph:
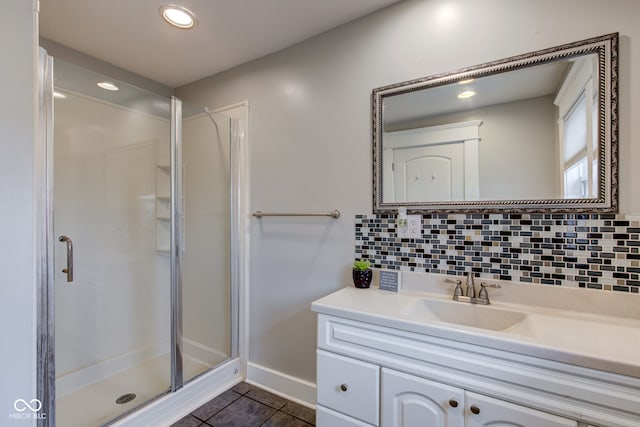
[[443, 275, 501, 305]]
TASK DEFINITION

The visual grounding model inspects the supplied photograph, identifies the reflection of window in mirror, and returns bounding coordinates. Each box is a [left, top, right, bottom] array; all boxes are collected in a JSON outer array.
[[554, 54, 599, 198], [564, 156, 587, 198], [591, 93, 598, 194]]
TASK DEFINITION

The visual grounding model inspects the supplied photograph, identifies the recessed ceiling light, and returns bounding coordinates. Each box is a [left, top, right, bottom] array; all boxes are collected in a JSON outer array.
[[458, 78, 475, 85], [97, 81, 119, 91], [53, 91, 66, 99], [160, 5, 196, 29], [457, 90, 476, 99]]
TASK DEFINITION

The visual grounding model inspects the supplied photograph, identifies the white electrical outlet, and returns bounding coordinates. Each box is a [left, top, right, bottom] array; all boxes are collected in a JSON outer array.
[[398, 214, 422, 239]]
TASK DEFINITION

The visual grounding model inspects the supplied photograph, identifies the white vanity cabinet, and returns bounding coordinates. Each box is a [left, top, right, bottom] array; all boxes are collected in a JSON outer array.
[[314, 312, 640, 427], [323, 362, 578, 427]]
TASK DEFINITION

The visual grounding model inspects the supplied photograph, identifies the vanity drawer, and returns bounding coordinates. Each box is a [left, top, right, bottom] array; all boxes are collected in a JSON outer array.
[[317, 350, 379, 425]]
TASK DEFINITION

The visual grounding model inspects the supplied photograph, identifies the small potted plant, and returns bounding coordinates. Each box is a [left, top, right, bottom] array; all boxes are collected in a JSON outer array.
[[352, 258, 373, 288]]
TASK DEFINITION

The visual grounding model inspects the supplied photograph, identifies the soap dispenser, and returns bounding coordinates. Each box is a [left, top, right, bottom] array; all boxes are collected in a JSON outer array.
[[465, 272, 476, 298]]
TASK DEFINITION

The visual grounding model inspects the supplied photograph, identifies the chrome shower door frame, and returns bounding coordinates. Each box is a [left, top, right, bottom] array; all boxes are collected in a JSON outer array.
[[170, 96, 184, 392], [36, 47, 55, 427]]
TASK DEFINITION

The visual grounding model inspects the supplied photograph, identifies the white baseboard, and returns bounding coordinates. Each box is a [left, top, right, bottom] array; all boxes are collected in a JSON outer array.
[[246, 362, 316, 408], [56, 338, 169, 397], [111, 358, 242, 427]]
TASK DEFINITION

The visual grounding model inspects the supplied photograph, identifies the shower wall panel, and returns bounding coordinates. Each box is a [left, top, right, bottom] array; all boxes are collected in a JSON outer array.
[[181, 113, 232, 373]]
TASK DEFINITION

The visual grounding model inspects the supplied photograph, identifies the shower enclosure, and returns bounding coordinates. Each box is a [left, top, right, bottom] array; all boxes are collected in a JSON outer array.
[[37, 51, 243, 426]]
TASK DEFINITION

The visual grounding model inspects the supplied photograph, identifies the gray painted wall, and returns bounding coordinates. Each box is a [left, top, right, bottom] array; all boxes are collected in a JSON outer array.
[[176, 0, 640, 385], [1, 0, 38, 418]]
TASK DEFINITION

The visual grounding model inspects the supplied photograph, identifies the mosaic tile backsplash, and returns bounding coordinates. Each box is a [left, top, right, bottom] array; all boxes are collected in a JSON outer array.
[[354, 213, 640, 294]]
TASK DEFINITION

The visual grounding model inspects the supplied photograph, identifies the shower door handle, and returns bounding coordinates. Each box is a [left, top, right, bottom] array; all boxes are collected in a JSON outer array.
[[58, 235, 74, 282]]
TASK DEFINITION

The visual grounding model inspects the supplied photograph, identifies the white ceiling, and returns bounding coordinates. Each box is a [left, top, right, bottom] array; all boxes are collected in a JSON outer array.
[[40, 0, 400, 88]]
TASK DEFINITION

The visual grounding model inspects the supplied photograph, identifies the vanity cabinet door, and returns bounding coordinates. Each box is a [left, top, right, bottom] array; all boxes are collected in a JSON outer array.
[[381, 368, 464, 427], [464, 391, 578, 427]]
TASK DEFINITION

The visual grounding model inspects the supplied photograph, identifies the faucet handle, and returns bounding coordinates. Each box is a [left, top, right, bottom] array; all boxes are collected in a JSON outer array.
[[443, 278, 464, 301], [477, 282, 501, 304]]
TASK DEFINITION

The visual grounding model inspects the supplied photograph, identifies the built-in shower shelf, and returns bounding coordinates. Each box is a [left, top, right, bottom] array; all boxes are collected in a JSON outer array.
[[156, 161, 171, 254], [156, 164, 171, 174]]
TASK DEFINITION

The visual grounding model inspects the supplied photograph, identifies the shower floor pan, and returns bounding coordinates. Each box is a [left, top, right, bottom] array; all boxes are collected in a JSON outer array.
[[56, 353, 221, 427]]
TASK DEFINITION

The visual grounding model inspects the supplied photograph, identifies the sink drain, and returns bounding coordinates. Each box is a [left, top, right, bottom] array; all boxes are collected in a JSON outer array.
[[115, 393, 136, 405]]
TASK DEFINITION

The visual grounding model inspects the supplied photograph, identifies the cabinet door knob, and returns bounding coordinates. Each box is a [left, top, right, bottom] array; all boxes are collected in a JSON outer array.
[[448, 399, 459, 408], [340, 384, 348, 392], [470, 405, 480, 415]]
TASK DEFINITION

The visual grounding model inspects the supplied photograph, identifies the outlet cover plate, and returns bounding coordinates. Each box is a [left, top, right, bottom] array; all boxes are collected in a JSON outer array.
[[398, 214, 422, 239]]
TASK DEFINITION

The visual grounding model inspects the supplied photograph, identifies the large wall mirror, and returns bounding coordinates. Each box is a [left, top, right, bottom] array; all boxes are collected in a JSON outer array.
[[372, 33, 618, 213]]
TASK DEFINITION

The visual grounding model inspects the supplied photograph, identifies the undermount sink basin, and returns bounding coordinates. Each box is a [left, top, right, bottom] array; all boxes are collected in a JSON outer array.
[[411, 298, 527, 331]]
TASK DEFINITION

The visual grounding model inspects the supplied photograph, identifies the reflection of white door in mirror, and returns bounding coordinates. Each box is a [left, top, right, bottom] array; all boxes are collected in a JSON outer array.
[[383, 121, 481, 202], [393, 143, 463, 202]]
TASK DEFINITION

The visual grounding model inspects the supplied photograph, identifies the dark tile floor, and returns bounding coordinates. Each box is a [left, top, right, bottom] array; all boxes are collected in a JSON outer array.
[[171, 382, 316, 427]]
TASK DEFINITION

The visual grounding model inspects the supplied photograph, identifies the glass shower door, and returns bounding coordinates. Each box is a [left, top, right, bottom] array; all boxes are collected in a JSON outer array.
[[53, 59, 173, 427]]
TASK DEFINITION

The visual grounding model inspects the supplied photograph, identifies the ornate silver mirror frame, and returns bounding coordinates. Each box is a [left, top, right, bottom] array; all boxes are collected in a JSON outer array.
[[372, 33, 618, 213]]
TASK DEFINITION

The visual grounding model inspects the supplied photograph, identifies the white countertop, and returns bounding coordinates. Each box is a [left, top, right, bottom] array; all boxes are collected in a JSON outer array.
[[311, 279, 640, 379]]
